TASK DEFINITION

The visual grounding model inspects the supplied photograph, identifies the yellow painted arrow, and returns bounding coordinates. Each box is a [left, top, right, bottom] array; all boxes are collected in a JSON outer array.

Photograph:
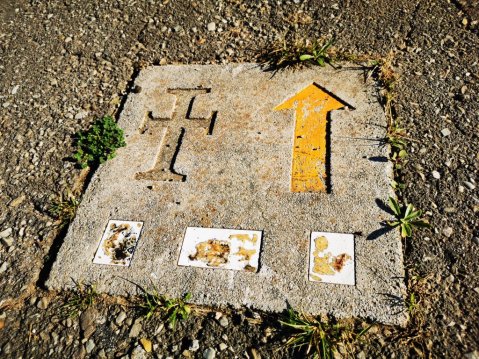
[[275, 83, 348, 193]]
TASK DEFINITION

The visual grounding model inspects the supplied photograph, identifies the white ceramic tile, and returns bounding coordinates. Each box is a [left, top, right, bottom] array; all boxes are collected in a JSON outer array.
[[309, 232, 355, 285], [93, 220, 143, 267], [178, 227, 262, 272]]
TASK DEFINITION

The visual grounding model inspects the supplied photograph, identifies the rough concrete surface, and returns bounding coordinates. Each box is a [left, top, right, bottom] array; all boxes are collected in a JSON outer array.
[[47, 64, 405, 325]]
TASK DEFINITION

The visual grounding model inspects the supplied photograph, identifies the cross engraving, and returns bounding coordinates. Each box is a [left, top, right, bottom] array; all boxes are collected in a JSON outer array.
[[136, 88, 217, 182]]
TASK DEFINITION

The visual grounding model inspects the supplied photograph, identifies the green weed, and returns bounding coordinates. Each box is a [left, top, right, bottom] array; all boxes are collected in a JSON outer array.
[[406, 292, 418, 317], [138, 286, 191, 328], [49, 191, 79, 225], [387, 123, 408, 151], [62, 282, 98, 318], [73, 116, 126, 168], [260, 37, 335, 70], [387, 197, 430, 238], [279, 309, 371, 359]]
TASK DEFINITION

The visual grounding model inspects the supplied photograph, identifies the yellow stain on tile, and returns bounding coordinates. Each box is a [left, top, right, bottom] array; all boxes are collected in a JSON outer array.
[[275, 83, 345, 192]]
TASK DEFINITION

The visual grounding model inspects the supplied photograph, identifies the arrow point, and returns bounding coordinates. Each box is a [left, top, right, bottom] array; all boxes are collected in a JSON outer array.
[[274, 83, 350, 111]]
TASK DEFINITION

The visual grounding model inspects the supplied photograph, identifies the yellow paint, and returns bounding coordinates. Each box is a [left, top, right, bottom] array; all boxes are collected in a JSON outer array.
[[229, 233, 258, 244], [275, 84, 345, 192]]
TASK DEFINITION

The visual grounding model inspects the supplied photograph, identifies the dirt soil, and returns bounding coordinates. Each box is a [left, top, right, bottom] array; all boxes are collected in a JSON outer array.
[[0, 0, 478, 358]]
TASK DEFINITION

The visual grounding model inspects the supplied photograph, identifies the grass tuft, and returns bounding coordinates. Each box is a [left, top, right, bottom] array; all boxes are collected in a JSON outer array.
[[138, 285, 192, 328], [62, 282, 98, 318], [279, 309, 372, 359], [49, 191, 79, 225], [259, 37, 335, 70]]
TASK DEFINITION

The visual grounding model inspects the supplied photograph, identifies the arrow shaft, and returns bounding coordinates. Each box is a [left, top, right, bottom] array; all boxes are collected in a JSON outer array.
[[274, 83, 347, 193], [292, 99, 329, 192]]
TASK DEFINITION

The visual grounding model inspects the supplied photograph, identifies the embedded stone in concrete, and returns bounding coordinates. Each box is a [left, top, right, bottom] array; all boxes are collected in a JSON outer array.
[[47, 64, 406, 325]]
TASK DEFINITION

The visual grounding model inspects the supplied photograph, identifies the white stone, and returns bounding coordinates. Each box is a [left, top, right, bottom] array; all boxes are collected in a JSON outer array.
[[75, 110, 89, 120], [464, 181, 476, 190], [85, 339, 95, 353], [443, 227, 453, 238], [441, 128, 451, 136], [115, 311, 127, 325], [432, 170, 441, 179], [1, 236, 14, 247], [0, 228, 12, 239], [203, 348, 216, 359], [207, 22, 216, 31], [189, 339, 200, 352], [0, 262, 7, 274]]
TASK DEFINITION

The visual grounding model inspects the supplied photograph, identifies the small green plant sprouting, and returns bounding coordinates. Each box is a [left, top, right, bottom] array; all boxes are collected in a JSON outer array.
[[298, 38, 335, 67], [387, 123, 408, 152], [406, 292, 418, 317], [279, 309, 371, 359], [49, 191, 79, 225], [390, 179, 406, 191], [260, 38, 335, 70], [387, 197, 430, 238], [138, 287, 192, 328], [73, 116, 126, 168], [386, 121, 411, 172], [162, 293, 192, 328], [62, 282, 98, 318], [390, 146, 408, 170]]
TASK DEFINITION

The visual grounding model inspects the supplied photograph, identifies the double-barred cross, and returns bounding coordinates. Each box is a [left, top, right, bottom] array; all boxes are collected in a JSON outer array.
[[136, 88, 217, 182]]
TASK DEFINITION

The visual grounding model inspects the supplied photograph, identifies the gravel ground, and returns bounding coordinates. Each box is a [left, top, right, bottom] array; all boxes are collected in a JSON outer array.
[[0, 0, 478, 358]]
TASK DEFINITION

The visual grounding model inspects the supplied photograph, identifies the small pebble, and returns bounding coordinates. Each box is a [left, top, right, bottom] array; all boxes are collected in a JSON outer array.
[[140, 338, 152, 353], [115, 311, 127, 325], [75, 110, 89, 120], [0, 262, 7, 274], [443, 227, 453, 237], [203, 348, 216, 359], [129, 319, 143, 338], [219, 343, 228, 351], [36, 297, 50, 310], [131, 345, 147, 359], [432, 171, 441, 179], [219, 316, 229, 327], [85, 339, 95, 353], [1, 236, 13, 248], [464, 181, 476, 190], [441, 128, 451, 136], [207, 22, 216, 31], [189, 339, 200, 352], [0, 228, 12, 239]]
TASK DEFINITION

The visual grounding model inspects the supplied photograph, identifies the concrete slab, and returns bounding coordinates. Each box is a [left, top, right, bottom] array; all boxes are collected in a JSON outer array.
[[47, 64, 407, 325]]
